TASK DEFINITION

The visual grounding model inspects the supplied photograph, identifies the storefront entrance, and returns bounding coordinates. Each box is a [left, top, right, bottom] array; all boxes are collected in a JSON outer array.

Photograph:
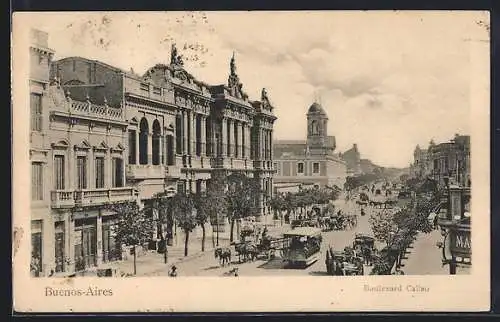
[[74, 219, 97, 272], [102, 217, 121, 263], [54, 221, 65, 273]]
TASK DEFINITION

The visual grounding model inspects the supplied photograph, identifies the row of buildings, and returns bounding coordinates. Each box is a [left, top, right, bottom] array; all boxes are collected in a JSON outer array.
[[29, 29, 276, 276], [409, 134, 471, 273], [410, 134, 471, 189]]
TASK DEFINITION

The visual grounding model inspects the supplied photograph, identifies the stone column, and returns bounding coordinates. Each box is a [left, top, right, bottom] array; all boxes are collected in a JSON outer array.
[[200, 116, 207, 156], [96, 213, 103, 266], [66, 217, 75, 273], [221, 117, 227, 157], [246, 124, 251, 159], [190, 112, 196, 156], [229, 119, 235, 158], [106, 150, 112, 188], [183, 111, 188, 155], [269, 130, 273, 161], [88, 149, 95, 189], [233, 120, 239, 158], [135, 130, 140, 165], [260, 129, 265, 160], [147, 133, 153, 164], [68, 145, 74, 189]]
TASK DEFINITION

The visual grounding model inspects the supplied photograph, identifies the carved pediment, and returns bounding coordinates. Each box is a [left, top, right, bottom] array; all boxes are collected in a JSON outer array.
[[94, 141, 109, 151], [51, 139, 70, 150], [111, 143, 125, 153], [74, 140, 91, 151], [129, 117, 139, 125]]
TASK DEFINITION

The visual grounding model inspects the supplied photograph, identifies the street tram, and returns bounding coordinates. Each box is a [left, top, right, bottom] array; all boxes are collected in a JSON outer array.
[[281, 227, 322, 268]]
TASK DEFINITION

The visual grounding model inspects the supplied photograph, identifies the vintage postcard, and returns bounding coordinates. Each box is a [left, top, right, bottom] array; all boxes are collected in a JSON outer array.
[[12, 11, 490, 312]]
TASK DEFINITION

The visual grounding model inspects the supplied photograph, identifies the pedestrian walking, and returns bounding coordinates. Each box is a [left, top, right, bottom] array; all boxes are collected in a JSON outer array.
[[168, 265, 178, 277]]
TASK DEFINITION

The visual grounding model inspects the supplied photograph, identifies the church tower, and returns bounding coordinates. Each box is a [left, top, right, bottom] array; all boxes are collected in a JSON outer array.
[[306, 102, 335, 155]]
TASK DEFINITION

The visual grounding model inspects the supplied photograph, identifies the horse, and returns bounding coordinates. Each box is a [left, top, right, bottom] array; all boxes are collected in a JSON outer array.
[[361, 246, 373, 266], [234, 242, 258, 263], [214, 247, 232, 267]]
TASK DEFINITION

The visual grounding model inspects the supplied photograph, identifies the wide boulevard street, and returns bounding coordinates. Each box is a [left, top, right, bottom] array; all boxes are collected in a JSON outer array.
[[145, 197, 381, 277]]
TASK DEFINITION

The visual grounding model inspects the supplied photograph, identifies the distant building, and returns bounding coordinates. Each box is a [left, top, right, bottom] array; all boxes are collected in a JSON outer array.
[[410, 144, 430, 178], [342, 143, 362, 175], [359, 158, 377, 175], [273, 102, 347, 191], [410, 134, 470, 189]]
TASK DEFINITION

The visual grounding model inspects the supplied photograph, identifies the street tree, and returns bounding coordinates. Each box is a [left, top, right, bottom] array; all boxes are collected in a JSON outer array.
[[108, 201, 155, 275], [170, 191, 196, 256], [268, 193, 286, 224], [226, 172, 261, 242], [151, 191, 175, 247]]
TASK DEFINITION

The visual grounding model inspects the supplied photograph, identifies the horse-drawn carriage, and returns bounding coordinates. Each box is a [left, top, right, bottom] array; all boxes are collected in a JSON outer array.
[[352, 234, 376, 266], [325, 247, 364, 276]]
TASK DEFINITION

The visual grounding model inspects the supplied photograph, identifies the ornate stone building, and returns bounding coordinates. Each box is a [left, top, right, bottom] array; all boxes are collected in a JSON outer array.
[[31, 37, 276, 276], [273, 102, 347, 191], [30, 29, 135, 277], [409, 134, 470, 189]]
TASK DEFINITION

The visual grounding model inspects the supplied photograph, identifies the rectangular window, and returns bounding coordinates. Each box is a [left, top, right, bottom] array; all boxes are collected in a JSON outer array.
[[297, 162, 304, 174], [76, 156, 87, 189], [112, 158, 123, 188], [128, 130, 136, 165], [95, 157, 105, 189], [313, 162, 320, 174], [30, 93, 42, 131], [176, 115, 182, 154], [54, 155, 65, 190], [177, 181, 186, 194], [31, 162, 43, 200]]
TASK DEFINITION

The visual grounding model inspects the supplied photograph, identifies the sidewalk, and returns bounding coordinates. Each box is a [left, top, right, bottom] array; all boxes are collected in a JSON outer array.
[[105, 221, 292, 276], [400, 229, 449, 275]]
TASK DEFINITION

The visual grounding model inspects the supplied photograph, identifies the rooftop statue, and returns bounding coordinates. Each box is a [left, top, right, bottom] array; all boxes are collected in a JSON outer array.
[[170, 43, 184, 67]]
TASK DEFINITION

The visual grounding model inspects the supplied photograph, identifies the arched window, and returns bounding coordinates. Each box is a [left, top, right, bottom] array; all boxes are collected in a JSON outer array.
[[310, 120, 319, 135], [139, 118, 149, 165], [152, 120, 161, 165]]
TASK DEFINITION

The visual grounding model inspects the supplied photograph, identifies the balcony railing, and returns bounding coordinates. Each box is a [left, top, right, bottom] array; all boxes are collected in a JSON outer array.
[[51, 187, 136, 209], [51, 190, 75, 208], [126, 164, 165, 179], [70, 100, 124, 121]]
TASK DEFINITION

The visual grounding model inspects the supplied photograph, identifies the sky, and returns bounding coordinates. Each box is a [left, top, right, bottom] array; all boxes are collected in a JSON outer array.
[[17, 11, 489, 167]]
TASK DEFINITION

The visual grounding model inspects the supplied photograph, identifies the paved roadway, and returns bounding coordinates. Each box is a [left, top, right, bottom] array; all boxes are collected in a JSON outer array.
[[148, 198, 379, 277]]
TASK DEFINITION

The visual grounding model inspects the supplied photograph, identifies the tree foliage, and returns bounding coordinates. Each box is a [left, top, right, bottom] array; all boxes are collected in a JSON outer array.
[[226, 172, 261, 221], [171, 191, 196, 232], [109, 202, 155, 247]]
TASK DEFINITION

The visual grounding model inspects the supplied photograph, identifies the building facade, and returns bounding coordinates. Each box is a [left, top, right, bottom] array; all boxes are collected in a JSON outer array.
[[273, 102, 347, 191], [409, 134, 471, 189], [341, 143, 362, 175], [30, 31, 276, 276]]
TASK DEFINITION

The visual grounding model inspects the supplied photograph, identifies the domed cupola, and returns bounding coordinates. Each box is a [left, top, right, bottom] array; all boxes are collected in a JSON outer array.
[[308, 102, 327, 115]]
